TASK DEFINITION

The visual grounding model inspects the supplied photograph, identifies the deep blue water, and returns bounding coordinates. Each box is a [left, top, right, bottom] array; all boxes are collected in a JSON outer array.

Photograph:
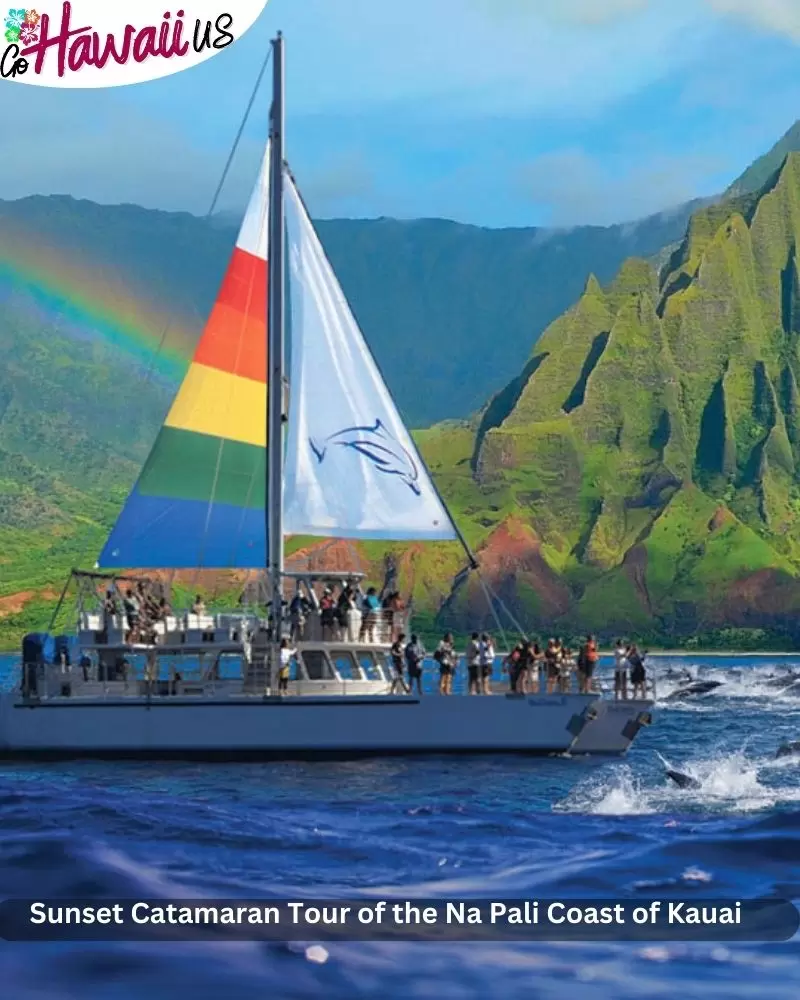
[[2, 653, 800, 999]]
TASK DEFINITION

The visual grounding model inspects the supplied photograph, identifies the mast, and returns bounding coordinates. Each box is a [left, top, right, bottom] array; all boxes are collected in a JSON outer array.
[[267, 32, 285, 634]]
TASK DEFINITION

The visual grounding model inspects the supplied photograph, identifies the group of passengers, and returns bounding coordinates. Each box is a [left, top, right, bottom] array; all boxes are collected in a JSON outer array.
[[290, 581, 406, 644], [388, 633, 647, 699], [102, 581, 173, 644], [388, 632, 497, 696]]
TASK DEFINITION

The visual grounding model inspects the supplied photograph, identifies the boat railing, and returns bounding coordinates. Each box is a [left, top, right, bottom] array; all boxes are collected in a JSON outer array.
[[289, 608, 409, 644], [76, 608, 409, 649], [12, 668, 397, 702], [9, 649, 658, 703]]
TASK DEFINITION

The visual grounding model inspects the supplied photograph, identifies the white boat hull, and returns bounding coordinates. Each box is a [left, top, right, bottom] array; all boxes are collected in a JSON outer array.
[[569, 698, 653, 755], [0, 692, 599, 759]]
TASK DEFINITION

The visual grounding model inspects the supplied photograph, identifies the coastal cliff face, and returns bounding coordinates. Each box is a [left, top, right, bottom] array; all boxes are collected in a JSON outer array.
[[412, 153, 800, 642], [8, 147, 800, 645]]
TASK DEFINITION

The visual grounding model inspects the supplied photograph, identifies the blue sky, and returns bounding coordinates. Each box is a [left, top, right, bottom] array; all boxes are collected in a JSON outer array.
[[3, 0, 800, 227]]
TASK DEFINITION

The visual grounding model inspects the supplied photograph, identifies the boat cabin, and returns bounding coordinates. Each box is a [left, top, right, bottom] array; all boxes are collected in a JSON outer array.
[[22, 568, 410, 701]]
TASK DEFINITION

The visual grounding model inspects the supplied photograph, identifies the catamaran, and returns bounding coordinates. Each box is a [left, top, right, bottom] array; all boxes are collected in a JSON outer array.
[[0, 34, 653, 759]]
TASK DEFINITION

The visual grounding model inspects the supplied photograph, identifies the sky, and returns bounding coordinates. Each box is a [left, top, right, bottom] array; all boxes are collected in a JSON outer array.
[[3, 0, 800, 228]]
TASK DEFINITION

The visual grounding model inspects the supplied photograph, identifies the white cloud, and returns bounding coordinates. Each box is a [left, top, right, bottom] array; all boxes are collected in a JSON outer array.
[[707, 0, 800, 41], [472, 0, 649, 25], [516, 147, 726, 227], [473, 0, 800, 41]]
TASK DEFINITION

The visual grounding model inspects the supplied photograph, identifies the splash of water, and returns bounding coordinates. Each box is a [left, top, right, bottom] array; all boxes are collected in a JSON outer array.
[[557, 749, 800, 816]]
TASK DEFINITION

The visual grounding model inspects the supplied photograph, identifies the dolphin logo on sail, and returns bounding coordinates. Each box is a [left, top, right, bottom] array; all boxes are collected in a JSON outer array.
[[309, 420, 421, 495]]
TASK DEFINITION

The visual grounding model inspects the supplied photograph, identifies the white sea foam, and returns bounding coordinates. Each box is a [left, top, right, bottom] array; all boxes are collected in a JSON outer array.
[[557, 748, 800, 816]]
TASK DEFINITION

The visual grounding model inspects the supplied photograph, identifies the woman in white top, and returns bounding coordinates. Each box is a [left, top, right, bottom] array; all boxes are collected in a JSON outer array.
[[279, 638, 295, 695], [559, 647, 575, 693], [614, 640, 628, 701], [466, 633, 481, 695], [479, 633, 495, 695], [435, 633, 457, 695], [346, 595, 362, 644]]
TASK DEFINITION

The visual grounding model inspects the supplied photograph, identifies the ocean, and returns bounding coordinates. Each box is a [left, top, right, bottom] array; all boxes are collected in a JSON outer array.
[[1, 652, 800, 999]]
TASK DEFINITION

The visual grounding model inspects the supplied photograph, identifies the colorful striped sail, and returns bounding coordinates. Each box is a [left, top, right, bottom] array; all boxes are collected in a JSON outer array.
[[98, 146, 271, 569]]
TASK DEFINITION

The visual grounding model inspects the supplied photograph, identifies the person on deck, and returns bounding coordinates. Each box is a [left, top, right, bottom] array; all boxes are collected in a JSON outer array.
[[578, 635, 599, 694], [614, 639, 629, 700], [320, 588, 338, 641], [101, 589, 118, 642], [383, 591, 405, 642], [559, 644, 575, 693], [466, 632, 481, 695], [390, 632, 410, 693], [143, 589, 160, 623], [530, 642, 545, 693], [479, 633, 495, 695], [505, 642, 525, 693], [278, 638, 295, 695], [543, 639, 559, 694], [435, 632, 456, 695], [123, 589, 140, 643], [628, 644, 647, 699], [360, 587, 381, 644], [405, 634, 425, 695], [346, 591, 362, 644], [192, 594, 206, 616], [79, 653, 92, 682], [289, 590, 310, 642]]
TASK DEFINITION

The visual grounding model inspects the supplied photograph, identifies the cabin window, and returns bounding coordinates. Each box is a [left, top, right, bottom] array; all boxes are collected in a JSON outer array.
[[357, 653, 381, 680], [331, 652, 361, 681], [301, 650, 333, 681]]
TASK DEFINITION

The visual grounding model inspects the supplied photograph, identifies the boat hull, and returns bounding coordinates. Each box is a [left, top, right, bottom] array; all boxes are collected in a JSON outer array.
[[568, 698, 653, 755], [0, 692, 599, 760]]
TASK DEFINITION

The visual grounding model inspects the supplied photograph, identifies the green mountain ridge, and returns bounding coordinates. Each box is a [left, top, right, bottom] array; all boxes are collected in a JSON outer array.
[[727, 120, 800, 199], [419, 151, 800, 644]]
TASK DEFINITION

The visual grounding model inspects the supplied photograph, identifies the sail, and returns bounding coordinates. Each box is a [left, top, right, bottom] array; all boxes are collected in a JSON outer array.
[[282, 173, 457, 541], [98, 146, 271, 569]]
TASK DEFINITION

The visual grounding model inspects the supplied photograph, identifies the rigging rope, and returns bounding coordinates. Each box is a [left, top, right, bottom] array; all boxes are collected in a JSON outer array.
[[206, 46, 273, 220], [475, 571, 510, 659], [477, 570, 529, 641]]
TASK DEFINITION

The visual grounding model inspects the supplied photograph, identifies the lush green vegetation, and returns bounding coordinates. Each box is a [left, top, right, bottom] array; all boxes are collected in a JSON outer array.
[[422, 153, 800, 648]]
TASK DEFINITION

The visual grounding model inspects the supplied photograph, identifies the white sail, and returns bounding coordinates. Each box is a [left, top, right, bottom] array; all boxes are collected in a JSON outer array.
[[282, 173, 457, 541]]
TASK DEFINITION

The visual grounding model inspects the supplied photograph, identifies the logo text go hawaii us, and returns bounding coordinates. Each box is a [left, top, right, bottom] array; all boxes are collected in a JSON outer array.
[[1, 1, 269, 86]]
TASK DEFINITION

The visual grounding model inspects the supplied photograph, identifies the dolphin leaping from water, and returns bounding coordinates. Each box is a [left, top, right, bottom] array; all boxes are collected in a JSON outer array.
[[309, 419, 421, 495], [664, 680, 722, 702], [655, 751, 701, 790]]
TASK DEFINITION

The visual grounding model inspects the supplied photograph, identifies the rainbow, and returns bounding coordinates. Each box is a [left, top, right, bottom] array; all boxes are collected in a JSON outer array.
[[98, 149, 271, 570], [0, 218, 196, 384]]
